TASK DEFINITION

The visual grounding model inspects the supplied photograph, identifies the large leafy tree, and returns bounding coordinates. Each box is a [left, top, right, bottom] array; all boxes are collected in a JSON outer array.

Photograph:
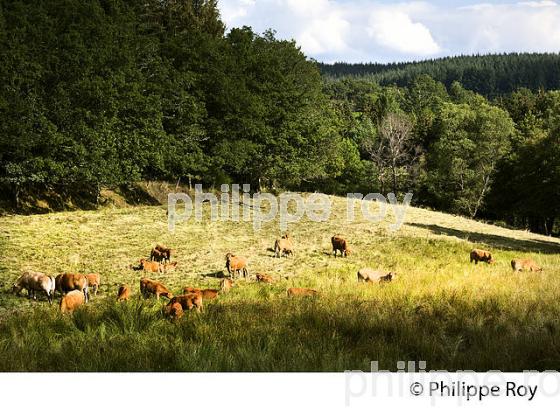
[[427, 97, 515, 218]]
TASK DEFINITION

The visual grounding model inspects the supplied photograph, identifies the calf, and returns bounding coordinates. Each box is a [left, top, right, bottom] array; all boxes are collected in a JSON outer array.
[[274, 233, 294, 258], [139, 278, 173, 300], [55, 273, 89, 303], [139, 259, 163, 273], [470, 249, 494, 265], [357, 268, 397, 283], [287, 287, 318, 297], [182, 287, 219, 300], [117, 284, 130, 301], [12, 271, 56, 304], [162, 261, 178, 273], [60, 290, 85, 314], [86, 273, 101, 296], [256, 273, 274, 283], [220, 278, 234, 293], [331, 235, 351, 257], [164, 302, 184, 320], [511, 258, 542, 272], [168, 293, 203, 312], [225, 253, 248, 279]]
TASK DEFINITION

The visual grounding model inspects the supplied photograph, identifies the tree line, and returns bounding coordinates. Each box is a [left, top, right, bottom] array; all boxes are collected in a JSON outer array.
[[0, 0, 558, 235], [319, 53, 560, 98]]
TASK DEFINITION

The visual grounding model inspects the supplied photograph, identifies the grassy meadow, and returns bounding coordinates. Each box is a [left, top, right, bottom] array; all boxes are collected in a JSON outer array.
[[0, 194, 560, 371]]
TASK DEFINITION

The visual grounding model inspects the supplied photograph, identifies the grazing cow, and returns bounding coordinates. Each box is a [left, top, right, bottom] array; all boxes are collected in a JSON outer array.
[[154, 244, 172, 263], [164, 302, 184, 320], [256, 273, 274, 283], [150, 248, 166, 263], [12, 271, 56, 304], [117, 284, 130, 301], [274, 233, 294, 258], [220, 278, 233, 293], [182, 287, 219, 300], [357, 268, 397, 283], [225, 253, 248, 279], [55, 273, 89, 303], [511, 258, 542, 272], [139, 278, 173, 300], [287, 287, 318, 297], [168, 293, 203, 312], [60, 290, 85, 314], [139, 259, 163, 273], [85, 273, 101, 296], [470, 249, 494, 265], [331, 235, 351, 257]]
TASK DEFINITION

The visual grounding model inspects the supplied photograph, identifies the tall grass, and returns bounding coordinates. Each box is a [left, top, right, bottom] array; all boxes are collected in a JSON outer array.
[[0, 195, 559, 371]]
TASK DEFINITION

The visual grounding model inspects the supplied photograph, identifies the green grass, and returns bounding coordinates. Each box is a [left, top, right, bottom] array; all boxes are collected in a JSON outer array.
[[1, 195, 559, 371]]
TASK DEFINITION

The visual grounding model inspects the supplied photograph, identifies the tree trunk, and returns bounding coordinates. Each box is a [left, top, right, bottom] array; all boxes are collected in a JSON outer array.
[[391, 163, 398, 195]]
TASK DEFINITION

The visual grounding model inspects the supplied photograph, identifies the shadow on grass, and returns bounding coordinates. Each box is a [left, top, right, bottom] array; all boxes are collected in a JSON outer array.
[[116, 184, 161, 206], [201, 270, 229, 279], [408, 222, 560, 254], [1, 294, 560, 371]]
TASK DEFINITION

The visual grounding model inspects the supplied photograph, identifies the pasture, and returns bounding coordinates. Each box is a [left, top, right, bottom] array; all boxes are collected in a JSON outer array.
[[1, 194, 560, 371]]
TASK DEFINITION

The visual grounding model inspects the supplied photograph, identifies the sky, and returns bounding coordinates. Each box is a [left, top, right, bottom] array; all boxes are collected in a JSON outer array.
[[217, 0, 560, 63]]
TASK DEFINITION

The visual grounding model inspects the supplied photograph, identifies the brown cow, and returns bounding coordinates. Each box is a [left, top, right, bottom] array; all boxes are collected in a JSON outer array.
[[168, 293, 203, 312], [60, 290, 85, 314], [85, 273, 101, 296], [256, 273, 274, 283], [287, 287, 318, 297], [182, 287, 219, 300], [150, 248, 166, 263], [225, 253, 248, 279], [220, 278, 233, 293], [154, 244, 172, 263], [55, 273, 89, 302], [139, 278, 173, 300], [164, 302, 184, 320], [274, 233, 294, 258], [331, 235, 351, 257], [117, 284, 130, 301], [470, 249, 494, 264], [511, 258, 542, 272]]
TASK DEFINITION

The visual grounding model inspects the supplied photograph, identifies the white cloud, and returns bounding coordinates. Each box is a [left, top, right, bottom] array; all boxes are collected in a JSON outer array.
[[367, 10, 440, 55], [517, 1, 557, 7], [298, 13, 350, 55], [218, 0, 560, 63]]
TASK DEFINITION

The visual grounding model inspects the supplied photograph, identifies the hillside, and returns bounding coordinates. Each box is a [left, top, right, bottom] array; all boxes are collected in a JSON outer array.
[[1, 196, 559, 371], [319, 53, 560, 97]]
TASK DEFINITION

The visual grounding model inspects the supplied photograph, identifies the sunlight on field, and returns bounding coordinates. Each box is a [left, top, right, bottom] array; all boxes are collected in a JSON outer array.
[[0, 195, 559, 371]]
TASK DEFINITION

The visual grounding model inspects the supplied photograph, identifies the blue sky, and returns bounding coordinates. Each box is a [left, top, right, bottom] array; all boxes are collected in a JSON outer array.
[[217, 0, 560, 63]]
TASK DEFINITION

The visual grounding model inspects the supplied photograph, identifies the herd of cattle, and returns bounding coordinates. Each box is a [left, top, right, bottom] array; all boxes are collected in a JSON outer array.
[[10, 234, 544, 319]]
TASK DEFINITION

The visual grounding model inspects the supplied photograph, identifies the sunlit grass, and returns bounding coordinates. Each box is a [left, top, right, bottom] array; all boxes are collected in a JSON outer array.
[[0, 195, 559, 371]]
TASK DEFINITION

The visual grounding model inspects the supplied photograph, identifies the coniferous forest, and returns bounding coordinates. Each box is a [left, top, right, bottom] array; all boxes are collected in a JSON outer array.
[[0, 0, 558, 235]]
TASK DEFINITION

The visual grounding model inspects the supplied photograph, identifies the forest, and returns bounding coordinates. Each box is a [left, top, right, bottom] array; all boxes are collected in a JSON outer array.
[[0, 0, 558, 235]]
